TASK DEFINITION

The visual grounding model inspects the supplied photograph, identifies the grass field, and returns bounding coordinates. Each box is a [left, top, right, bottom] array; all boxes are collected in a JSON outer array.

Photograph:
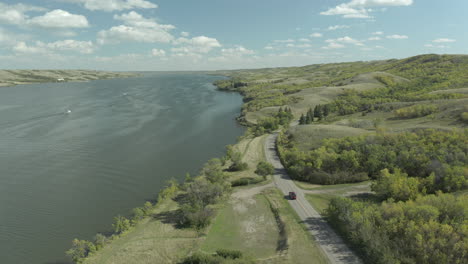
[[201, 194, 279, 258], [288, 124, 368, 151], [84, 198, 201, 264], [227, 135, 267, 183]]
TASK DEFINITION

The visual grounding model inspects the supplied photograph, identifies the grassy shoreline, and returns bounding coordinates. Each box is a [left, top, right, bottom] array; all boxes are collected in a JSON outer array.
[[0, 69, 139, 87]]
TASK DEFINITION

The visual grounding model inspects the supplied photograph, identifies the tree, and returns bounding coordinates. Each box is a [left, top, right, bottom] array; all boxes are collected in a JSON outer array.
[[229, 151, 248, 171], [202, 158, 225, 184], [255, 161, 275, 179], [66, 239, 95, 263], [112, 215, 131, 234], [299, 113, 306, 125], [371, 169, 420, 201]]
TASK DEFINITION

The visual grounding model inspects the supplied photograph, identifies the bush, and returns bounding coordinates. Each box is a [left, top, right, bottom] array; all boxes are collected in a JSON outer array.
[[394, 104, 438, 119], [112, 215, 131, 234], [66, 239, 96, 263], [255, 161, 275, 178], [371, 169, 420, 201], [215, 249, 243, 259], [231, 177, 263, 187]]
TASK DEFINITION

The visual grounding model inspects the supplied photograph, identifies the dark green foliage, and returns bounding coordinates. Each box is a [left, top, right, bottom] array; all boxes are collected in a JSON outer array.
[[215, 249, 243, 259], [231, 177, 264, 187], [251, 107, 294, 135], [278, 129, 468, 189], [326, 193, 468, 264], [112, 215, 131, 234], [66, 239, 96, 263], [202, 158, 226, 184], [180, 250, 254, 264], [228, 151, 248, 171], [93, 233, 108, 251], [371, 169, 420, 201], [255, 161, 275, 178], [181, 204, 214, 230]]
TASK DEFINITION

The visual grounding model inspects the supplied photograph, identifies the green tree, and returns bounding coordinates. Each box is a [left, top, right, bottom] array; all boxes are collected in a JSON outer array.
[[255, 161, 275, 179], [372, 169, 420, 201], [66, 239, 95, 263], [112, 215, 131, 234]]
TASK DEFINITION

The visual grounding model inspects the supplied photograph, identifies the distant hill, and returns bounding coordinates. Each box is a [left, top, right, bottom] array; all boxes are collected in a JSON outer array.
[[0, 69, 138, 87]]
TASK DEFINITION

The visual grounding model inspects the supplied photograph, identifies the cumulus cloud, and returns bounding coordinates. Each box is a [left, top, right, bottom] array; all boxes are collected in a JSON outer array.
[[432, 38, 456, 43], [327, 36, 364, 46], [321, 0, 413, 19], [327, 25, 350, 31], [368, 36, 381, 41], [98, 11, 174, 44], [386, 34, 408, 39], [264, 46, 274, 50], [372, 31, 384, 35], [310, 33, 323, 38], [151, 48, 166, 56], [29, 10, 89, 28], [221, 46, 254, 56], [0, 3, 45, 25], [274, 39, 295, 43], [67, 0, 157, 12], [180, 31, 190, 37], [322, 42, 345, 49], [13, 39, 94, 54], [173, 36, 222, 53]]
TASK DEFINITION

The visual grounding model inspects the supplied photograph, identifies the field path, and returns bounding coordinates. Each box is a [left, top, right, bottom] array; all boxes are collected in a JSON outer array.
[[265, 133, 362, 264]]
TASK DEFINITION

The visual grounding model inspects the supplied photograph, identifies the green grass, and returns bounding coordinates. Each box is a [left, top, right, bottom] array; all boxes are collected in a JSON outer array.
[[201, 194, 279, 259], [260, 188, 330, 264], [84, 198, 201, 264], [305, 194, 336, 215], [288, 124, 368, 151], [294, 180, 370, 191]]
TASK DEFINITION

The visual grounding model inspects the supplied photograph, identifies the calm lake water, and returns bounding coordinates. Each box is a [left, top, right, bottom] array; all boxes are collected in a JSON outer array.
[[0, 73, 245, 264]]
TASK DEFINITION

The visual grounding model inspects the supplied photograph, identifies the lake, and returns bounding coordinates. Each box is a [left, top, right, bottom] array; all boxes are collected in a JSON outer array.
[[0, 73, 245, 264]]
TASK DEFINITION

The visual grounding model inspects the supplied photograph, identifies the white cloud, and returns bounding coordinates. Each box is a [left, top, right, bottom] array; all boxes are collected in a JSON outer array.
[[13, 39, 94, 54], [29, 9, 89, 28], [310, 33, 323, 38], [321, 0, 413, 19], [173, 36, 222, 53], [67, 0, 157, 12], [264, 46, 274, 50], [98, 11, 174, 44], [0, 3, 46, 25], [372, 31, 384, 35], [221, 46, 254, 55], [432, 38, 456, 43], [181, 31, 190, 37], [424, 44, 449, 49], [327, 25, 350, 31], [296, 44, 312, 48], [327, 36, 364, 46], [274, 39, 295, 43], [40, 39, 94, 54], [13, 41, 46, 54], [299, 38, 310, 42], [322, 42, 345, 49], [368, 36, 381, 41], [386, 34, 408, 39], [151, 48, 166, 56]]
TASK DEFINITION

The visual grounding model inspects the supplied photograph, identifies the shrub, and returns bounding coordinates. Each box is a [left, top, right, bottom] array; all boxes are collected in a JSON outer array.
[[255, 161, 275, 178], [215, 249, 243, 259], [394, 104, 438, 119]]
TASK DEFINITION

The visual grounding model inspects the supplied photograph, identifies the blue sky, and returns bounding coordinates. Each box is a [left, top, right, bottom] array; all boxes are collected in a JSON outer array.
[[0, 0, 466, 70]]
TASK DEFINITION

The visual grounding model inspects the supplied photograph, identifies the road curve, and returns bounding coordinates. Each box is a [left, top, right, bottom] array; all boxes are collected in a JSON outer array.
[[264, 132, 362, 264]]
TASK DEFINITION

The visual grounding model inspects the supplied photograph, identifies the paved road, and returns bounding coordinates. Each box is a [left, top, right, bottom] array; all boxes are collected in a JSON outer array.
[[265, 133, 362, 264]]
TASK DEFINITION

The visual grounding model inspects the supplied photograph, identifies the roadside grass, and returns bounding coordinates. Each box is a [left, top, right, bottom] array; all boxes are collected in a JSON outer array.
[[83, 198, 200, 264], [260, 188, 330, 264], [227, 135, 267, 184], [200, 193, 279, 259], [305, 194, 336, 215], [294, 180, 370, 191], [288, 124, 368, 151]]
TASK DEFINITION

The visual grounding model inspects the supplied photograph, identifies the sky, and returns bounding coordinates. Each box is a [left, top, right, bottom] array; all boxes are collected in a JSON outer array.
[[0, 0, 467, 71]]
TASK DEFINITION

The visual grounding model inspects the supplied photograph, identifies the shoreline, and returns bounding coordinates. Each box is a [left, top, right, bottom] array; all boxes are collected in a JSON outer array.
[[0, 69, 140, 88]]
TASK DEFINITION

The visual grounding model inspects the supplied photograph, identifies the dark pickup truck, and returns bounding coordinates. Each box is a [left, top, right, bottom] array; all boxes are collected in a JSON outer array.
[[289, 191, 297, 200]]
